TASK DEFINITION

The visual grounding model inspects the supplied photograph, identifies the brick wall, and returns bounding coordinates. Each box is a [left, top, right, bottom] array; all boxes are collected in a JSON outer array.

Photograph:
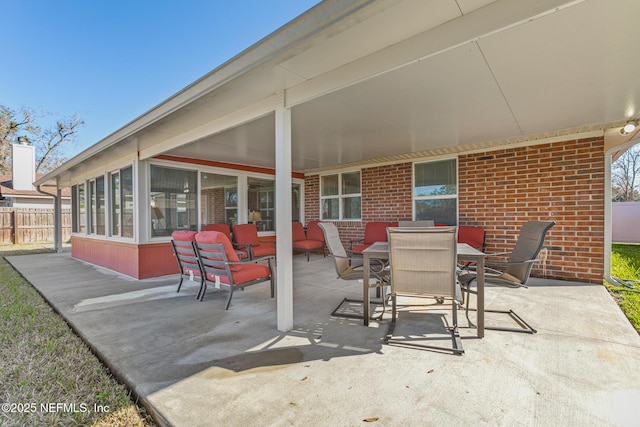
[[305, 137, 605, 283], [459, 137, 604, 283]]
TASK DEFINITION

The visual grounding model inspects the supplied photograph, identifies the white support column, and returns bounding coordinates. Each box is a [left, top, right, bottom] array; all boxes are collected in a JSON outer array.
[[275, 90, 293, 332], [54, 185, 62, 252]]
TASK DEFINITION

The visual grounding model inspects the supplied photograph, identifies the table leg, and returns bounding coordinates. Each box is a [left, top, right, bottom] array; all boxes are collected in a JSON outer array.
[[363, 253, 370, 326], [476, 255, 485, 338]]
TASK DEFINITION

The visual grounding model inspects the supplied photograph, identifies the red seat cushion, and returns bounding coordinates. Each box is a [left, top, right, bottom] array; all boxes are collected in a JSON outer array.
[[205, 263, 271, 286], [292, 222, 307, 242], [351, 244, 370, 255], [293, 240, 324, 251], [252, 245, 276, 257]]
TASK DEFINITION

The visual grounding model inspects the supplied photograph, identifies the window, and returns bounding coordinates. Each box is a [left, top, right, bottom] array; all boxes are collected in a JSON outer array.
[[111, 172, 120, 236], [245, 177, 301, 232], [292, 183, 301, 222], [78, 183, 86, 233], [71, 185, 78, 232], [200, 173, 238, 227], [88, 177, 105, 235], [150, 165, 198, 237], [121, 166, 134, 238], [248, 177, 275, 231], [413, 159, 457, 225], [109, 166, 134, 238], [320, 171, 361, 220]]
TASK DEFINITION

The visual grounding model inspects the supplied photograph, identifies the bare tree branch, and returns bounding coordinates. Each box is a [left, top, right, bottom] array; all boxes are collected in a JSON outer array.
[[1, 104, 83, 175], [612, 145, 640, 201]]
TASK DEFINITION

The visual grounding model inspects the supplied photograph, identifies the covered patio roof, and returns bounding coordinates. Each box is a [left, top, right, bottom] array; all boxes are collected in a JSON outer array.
[[36, 0, 640, 186]]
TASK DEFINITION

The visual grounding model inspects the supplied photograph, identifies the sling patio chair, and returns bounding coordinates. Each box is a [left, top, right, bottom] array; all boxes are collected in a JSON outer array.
[[194, 231, 274, 309], [384, 226, 463, 354], [318, 222, 389, 320], [170, 230, 203, 297], [458, 220, 555, 334]]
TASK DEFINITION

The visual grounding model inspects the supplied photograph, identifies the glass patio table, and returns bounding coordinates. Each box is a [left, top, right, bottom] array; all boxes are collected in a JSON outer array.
[[362, 241, 487, 338]]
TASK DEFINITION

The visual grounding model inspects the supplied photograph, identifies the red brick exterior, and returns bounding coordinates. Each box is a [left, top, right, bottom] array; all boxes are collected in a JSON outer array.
[[305, 137, 605, 283]]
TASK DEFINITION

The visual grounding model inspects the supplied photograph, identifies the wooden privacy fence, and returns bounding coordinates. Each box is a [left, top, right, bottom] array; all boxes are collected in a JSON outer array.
[[0, 208, 71, 245]]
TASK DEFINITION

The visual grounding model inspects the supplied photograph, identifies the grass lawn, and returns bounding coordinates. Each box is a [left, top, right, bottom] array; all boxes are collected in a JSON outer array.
[[605, 243, 640, 333], [0, 244, 155, 427]]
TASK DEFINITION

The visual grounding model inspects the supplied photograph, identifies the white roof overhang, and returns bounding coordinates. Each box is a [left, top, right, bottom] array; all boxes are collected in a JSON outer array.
[[36, 0, 640, 186]]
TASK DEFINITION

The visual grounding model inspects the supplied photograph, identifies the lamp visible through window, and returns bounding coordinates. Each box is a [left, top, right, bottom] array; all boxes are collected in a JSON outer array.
[[249, 211, 261, 224], [151, 206, 164, 230]]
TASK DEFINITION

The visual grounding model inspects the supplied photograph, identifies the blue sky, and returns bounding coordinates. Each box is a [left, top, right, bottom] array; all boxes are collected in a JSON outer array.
[[2, 0, 320, 156]]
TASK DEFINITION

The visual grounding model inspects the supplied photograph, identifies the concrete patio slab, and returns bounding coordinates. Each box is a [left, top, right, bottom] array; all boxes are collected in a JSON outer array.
[[6, 251, 640, 427]]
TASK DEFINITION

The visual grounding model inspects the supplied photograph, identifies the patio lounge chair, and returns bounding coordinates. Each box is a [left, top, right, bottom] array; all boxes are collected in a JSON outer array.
[[170, 230, 202, 296], [385, 226, 463, 354], [233, 223, 276, 260], [318, 222, 389, 320], [202, 223, 249, 260], [194, 231, 274, 309], [458, 220, 555, 334], [292, 221, 324, 261]]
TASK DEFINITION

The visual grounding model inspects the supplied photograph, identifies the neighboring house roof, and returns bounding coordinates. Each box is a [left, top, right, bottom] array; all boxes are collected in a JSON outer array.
[[0, 174, 71, 200], [36, 0, 640, 187]]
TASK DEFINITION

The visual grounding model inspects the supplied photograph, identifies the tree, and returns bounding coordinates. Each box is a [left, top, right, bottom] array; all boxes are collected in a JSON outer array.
[[0, 104, 84, 175], [612, 144, 640, 201]]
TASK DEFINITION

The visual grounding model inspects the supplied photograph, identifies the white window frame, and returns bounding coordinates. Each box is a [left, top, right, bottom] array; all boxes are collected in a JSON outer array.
[[146, 159, 305, 240], [320, 170, 362, 221], [412, 158, 458, 224]]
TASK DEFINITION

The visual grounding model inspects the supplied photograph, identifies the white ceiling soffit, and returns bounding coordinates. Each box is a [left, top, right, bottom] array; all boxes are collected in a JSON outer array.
[[41, 0, 640, 183], [170, 0, 640, 172]]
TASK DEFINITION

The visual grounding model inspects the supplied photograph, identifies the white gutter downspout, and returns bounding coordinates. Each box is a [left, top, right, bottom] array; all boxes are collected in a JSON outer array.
[[36, 183, 63, 252], [603, 136, 640, 284]]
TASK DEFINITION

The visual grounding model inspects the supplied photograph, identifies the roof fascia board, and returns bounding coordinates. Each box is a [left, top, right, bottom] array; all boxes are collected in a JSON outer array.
[[286, 0, 585, 107], [138, 95, 276, 161]]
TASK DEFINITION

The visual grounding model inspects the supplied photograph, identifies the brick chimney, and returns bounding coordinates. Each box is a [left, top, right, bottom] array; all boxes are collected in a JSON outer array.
[[12, 139, 36, 191]]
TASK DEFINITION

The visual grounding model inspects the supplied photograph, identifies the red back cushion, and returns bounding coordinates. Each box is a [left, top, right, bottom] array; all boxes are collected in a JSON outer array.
[[195, 231, 241, 265], [233, 224, 260, 247], [201, 224, 232, 241], [364, 222, 390, 244], [171, 230, 198, 242], [458, 226, 485, 250], [306, 221, 324, 242], [292, 222, 306, 242]]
